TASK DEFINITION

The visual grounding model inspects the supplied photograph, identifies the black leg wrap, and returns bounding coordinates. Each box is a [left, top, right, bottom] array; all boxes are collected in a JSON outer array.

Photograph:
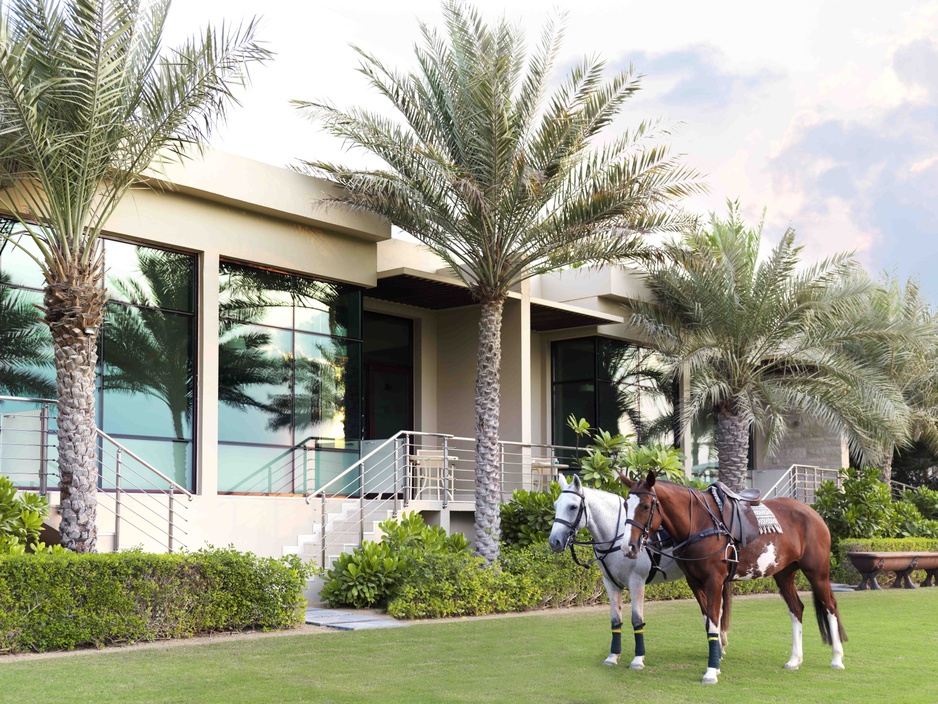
[[707, 633, 721, 669], [634, 622, 646, 657], [611, 620, 622, 655]]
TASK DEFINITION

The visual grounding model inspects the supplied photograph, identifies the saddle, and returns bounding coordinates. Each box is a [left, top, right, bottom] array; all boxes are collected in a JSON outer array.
[[707, 482, 765, 549]]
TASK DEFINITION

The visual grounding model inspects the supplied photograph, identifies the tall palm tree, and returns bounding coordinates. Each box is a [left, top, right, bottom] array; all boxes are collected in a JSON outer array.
[[0, 0, 270, 551], [852, 275, 938, 483], [628, 201, 910, 491], [294, 1, 701, 562]]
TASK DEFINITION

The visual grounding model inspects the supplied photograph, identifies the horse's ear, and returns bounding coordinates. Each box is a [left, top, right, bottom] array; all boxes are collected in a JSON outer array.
[[571, 474, 582, 490], [617, 470, 633, 488], [558, 474, 569, 489], [646, 470, 656, 488]]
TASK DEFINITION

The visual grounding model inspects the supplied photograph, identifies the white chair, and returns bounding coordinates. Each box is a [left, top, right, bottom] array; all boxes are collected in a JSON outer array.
[[408, 450, 454, 501], [530, 458, 569, 492]]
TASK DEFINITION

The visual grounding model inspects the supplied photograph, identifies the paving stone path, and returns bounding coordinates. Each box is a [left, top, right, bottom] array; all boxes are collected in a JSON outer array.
[[304, 608, 409, 631]]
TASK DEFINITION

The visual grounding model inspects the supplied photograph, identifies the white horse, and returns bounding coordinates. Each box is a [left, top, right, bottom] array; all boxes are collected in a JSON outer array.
[[548, 474, 683, 669]]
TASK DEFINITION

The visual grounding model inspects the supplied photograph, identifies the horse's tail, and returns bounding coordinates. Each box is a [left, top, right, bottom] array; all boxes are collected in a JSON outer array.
[[721, 580, 733, 633], [812, 591, 847, 645]]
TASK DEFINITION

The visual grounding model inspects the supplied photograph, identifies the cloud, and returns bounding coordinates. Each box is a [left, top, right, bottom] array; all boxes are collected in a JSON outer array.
[[624, 46, 782, 112], [768, 40, 938, 299]]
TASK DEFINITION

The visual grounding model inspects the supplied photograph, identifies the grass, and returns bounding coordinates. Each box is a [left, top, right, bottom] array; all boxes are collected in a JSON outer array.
[[1, 589, 936, 703]]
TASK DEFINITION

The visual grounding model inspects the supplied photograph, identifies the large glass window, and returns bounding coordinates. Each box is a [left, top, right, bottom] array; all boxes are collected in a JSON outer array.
[[0, 235, 198, 490], [552, 337, 675, 448], [217, 261, 362, 494]]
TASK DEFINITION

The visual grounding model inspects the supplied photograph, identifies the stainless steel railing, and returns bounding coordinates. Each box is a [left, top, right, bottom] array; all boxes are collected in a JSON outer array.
[[762, 464, 842, 504], [302, 430, 586, 568], [0, 395, 192, 552]]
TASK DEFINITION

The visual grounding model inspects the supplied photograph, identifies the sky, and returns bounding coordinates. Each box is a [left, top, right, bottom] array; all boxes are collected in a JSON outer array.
[[164, 1, 938, 301]]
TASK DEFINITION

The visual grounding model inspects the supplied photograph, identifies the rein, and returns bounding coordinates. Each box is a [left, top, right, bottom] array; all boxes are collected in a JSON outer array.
[[631, 486, 734, 563]]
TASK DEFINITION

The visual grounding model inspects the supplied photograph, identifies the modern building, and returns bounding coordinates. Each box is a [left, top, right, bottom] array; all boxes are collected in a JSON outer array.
[[0, 152, 846, 563]]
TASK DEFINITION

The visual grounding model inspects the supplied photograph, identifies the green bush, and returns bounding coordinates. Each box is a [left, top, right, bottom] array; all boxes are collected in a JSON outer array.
[[0, 547, 309, 653], [832, 537, 938, 586], [387, 551, 540, 619], [499, 483, 562, 546], [499, 542, 607, 609], [319, 512, 471, 609], [0, 475, 62, 554], [813, 467, 938, 542], [900, 486, 938, 520]]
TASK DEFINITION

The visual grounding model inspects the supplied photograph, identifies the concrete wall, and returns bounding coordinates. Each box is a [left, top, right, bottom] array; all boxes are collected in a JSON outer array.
[[755, 416, 849, 471]]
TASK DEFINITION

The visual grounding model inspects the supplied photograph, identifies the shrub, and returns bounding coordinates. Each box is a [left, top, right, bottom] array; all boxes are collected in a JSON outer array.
[[387, 551, 540, 619], [566, 416, 685, 492], [499, 483, 562, 546], [0, 475, 62, 554], [498, 542, 606, 609], [812, 467, 937, 542], [319, 512, 470, 609], [900, 486, 938, 520], [0, 547, 309, 653]]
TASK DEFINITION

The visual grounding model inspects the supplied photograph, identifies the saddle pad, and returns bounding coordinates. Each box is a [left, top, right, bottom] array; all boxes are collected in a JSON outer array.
[[751, 503, 782, 534]]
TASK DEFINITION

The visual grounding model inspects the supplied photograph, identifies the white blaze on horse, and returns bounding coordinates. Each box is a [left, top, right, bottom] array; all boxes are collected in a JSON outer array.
[[620, 471, 847, 684], [548, 474, 685, 669]]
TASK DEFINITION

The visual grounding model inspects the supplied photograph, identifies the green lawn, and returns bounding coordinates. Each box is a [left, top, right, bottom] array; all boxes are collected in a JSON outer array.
[[1, 589, 936, 704]]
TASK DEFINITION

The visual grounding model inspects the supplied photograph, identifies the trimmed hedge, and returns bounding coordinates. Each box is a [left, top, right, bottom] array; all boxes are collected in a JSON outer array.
[[833, 537, 938, 586], [0, 548, 309, 653], [385, 541, 792, 620]]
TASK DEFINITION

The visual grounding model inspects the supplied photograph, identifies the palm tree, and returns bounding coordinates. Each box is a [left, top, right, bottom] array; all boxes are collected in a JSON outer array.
[[0, 270, 54, 398], [628, 201, 909, 491], [853, 275, 938, 483], [293, 1, 700, 562], [0, 0, 269, 551]]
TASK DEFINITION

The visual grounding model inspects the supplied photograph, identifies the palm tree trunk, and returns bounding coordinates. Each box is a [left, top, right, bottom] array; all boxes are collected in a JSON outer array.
[[715, 406, 749, 492], [46, 263, 107, 553], [879, 449, 894, 485], [474, 297, 504, 563]]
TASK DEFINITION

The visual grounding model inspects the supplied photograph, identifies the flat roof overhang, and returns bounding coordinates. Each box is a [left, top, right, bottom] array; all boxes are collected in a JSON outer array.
[[368, 269, 623, 330]]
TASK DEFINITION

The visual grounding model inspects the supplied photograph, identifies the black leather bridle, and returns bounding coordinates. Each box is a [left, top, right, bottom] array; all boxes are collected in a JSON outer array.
[[624, 489, 658, 555], [626, 484, 735, 564], [552, 487, 630, 588]]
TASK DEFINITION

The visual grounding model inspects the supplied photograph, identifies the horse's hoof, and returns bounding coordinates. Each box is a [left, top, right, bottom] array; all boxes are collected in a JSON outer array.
[[702, 667, 719, 684], [831, 662, 845, 670], [629, 661, 645, 670], [701, 677, 718, 684], [602, 657, 618, 666], [784, 663, 800, 671]]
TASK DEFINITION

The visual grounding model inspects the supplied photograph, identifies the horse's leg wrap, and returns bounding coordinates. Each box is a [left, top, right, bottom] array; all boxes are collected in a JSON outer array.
[[611, 620, 622, 655], [707, 633, 722, 670], [633, 622, 646, 657]]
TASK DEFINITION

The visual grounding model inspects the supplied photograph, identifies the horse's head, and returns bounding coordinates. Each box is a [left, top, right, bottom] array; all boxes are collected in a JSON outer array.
[[548, 474, 587, 553], [619, 470, 660, 559]]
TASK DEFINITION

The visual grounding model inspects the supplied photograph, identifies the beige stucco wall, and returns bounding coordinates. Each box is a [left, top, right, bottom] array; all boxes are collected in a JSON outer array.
[[755, 417, 849, 471]]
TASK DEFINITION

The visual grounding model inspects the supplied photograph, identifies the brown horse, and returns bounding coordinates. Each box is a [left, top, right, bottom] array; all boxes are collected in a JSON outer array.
[[619, 471, 846, 684]]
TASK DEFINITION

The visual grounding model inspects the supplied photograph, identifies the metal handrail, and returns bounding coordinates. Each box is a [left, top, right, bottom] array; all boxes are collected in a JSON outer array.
[[305, 430, 446, 502], [94, 428, 193, 500], [1, 396, 192, 552]]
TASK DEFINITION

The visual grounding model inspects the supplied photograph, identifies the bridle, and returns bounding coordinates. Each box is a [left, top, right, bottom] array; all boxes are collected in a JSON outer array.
[[626, 484, 735, 564], [552, 487, 629, 588], [625, 489, 658, 556]]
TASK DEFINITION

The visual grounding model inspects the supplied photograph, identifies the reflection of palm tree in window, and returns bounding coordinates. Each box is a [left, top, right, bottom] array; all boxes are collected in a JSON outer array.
[[219, 262, 345, 440], [267, 340, 346, 438], [0, 270, 55, 398], [601, 342, 674, 445], [103, 250, 195, 482]]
